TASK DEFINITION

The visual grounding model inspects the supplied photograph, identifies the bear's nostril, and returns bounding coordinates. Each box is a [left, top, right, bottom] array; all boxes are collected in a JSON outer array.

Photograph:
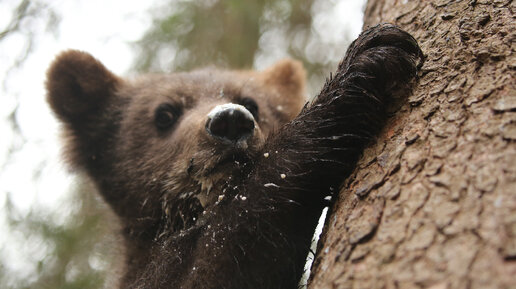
[[206, 104, 255, 143]]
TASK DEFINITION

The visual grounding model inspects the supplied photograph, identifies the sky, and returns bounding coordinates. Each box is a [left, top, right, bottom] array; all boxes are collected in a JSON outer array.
[[0, 0, 365, 282]]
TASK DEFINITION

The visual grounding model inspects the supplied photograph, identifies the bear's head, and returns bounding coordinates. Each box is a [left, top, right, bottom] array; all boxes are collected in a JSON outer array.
[[46, 50, 306, 237]]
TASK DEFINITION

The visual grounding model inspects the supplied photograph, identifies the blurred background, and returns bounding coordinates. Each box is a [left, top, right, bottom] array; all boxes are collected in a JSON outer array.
[[0, 0, 365, 288]]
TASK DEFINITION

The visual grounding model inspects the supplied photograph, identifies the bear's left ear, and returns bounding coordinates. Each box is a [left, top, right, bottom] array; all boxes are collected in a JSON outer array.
[[259, 59, 307, 120], [46, 50, 121, 124]]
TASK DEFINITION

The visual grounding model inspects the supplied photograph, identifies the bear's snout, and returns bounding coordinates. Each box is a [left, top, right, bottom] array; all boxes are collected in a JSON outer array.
[[205, 103, 255, 143]]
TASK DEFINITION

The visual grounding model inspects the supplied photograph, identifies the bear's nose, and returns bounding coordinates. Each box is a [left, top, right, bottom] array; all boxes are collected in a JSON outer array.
[[205, 103, 255, 143]]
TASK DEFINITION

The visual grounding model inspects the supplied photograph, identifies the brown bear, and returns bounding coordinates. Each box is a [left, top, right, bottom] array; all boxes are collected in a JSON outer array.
[[46, 24, 423, 289]]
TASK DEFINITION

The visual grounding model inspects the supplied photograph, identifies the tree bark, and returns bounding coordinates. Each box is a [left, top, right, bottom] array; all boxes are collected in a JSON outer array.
[[309, 1, 515, 288]]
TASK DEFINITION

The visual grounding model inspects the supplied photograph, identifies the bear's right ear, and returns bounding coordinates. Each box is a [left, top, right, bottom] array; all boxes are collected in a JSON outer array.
[[46, 50, 121, 123]]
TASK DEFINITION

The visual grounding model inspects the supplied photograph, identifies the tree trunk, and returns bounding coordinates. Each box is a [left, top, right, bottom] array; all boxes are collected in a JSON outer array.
[[308, 1, 515, 288]]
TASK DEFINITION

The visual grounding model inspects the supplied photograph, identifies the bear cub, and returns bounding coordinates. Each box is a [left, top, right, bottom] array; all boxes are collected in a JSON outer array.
[[46, 24, 423, 289]]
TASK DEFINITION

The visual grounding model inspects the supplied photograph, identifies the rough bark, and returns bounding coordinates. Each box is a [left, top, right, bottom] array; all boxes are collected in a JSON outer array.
[[309, 1, 516, 288]]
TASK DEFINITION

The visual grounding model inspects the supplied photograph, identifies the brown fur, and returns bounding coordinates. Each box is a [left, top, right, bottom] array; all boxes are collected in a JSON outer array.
[[46, 24, 423, 289]]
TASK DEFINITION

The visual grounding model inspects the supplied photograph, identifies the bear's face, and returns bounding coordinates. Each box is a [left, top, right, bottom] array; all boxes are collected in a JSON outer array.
[[115, 68, 305, 207], [46, 50, 306, 224]]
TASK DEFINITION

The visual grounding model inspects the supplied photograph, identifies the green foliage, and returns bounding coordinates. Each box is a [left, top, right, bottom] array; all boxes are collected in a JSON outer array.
[[135, 0, 264, 70], [134, 0, 357, 95], [1, 0, 60, 85], [1, 180, 117, 289]]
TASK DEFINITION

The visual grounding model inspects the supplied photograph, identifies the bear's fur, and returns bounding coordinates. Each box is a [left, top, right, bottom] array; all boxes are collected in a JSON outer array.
[[46, 24, 423, 289]]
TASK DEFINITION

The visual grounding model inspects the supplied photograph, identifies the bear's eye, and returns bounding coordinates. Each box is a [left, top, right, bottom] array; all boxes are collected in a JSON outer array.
[[239, 97, 259, 120], [155, 103, 181, 130]]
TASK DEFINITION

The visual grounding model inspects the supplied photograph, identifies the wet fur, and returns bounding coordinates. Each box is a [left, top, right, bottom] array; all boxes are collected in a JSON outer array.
[[46, 24, 423, 289]]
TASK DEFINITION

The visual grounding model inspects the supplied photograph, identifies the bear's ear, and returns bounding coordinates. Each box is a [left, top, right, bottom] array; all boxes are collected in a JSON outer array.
[[46, 50, 121, 123], [259, 59, 307, 120]]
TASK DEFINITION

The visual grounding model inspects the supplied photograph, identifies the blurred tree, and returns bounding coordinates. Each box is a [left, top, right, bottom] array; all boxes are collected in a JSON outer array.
[[0, 2, 115, 289], [0, 0, 59, 85], [0, 0, 60, 160], [134, 0, 312, 71], [133, 0, 359, 96], [2, 182, 117, 289]]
